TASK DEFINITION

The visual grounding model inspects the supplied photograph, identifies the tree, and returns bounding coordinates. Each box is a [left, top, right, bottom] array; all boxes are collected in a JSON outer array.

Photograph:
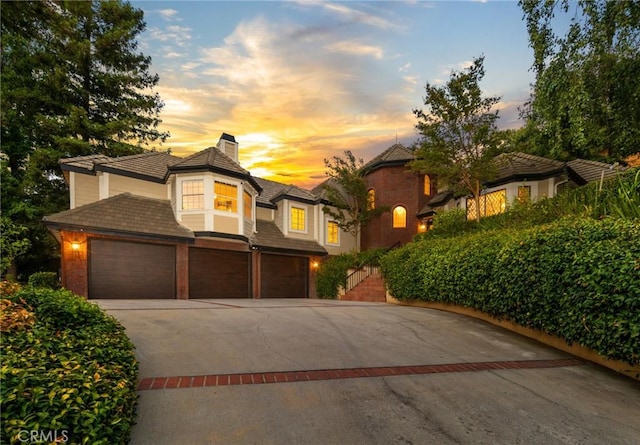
[[410, 56, 503, 222], [321, 150, 389, 250], [0, 0, 168, 278], [519, 0, 640, 161]]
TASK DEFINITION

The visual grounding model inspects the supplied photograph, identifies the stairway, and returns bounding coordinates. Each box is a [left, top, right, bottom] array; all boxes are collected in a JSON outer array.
[[340, 272, 386, 302]]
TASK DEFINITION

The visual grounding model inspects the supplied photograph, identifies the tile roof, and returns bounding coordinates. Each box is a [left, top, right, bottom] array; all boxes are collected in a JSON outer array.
[[252, 220, 327, 255], [254, 177, 287, 206], [170, 146, 249, 176], [254, 177, 318, 205], [488, 152, 565, 186], [43, 193, 194, 240], [96, 152, 181, 182], [566, 158, 627, 185], [60, 154, 111, 172], [362, 143, 415, 172]]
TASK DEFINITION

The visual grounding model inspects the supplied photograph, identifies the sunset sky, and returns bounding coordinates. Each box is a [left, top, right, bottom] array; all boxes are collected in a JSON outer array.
[[132, 0, 542, 189]]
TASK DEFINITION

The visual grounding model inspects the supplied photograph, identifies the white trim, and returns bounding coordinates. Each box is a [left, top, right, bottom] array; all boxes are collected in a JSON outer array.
[[69, 172, 76, 209], [98, 172, 109, 200]]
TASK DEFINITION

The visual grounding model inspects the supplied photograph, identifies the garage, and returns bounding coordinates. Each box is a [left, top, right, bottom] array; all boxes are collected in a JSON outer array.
[[260, 254, 308, 298], [189, 248, 250, 298], [89, 239, 176, 299]]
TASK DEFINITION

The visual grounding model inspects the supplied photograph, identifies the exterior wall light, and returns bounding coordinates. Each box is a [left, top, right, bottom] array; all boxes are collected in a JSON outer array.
[[311, 261, 319, 269], [71, 242, 81, 251]]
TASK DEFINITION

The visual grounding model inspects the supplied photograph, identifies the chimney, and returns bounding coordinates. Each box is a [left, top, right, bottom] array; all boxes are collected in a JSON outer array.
[[217, 133, 239, 163]]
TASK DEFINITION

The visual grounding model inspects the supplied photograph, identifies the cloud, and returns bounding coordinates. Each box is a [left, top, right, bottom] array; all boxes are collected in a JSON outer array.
[[148, 25, 192, 48], [157, 9, 179, 21], [295, 1, 398, 30], [324, 41, 384, 59], [155, 16, 416, 188]]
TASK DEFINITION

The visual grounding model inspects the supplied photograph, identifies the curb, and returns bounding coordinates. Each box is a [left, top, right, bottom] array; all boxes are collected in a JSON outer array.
[[386, 295, 640, 381]]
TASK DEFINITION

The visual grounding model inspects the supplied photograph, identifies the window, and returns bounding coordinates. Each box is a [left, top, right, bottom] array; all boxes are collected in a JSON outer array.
[[466, 189, 506, 220], [182, 180, 204, 210], [367, 189, 376, 210], [243, 190, 252, 218], [517, 186, 531, 203], [327, 221, 339, 244], [424, 175, 431, 195], [290, 206, 306, 231], [392, 206, 406, 228], [214, 181, 237, 212]]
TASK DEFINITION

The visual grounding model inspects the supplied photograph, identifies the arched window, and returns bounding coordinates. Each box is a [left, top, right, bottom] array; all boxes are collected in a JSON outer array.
[[424, 175, 431, 195], [367, 189, 376, 210], [392, 206, 406, 228]]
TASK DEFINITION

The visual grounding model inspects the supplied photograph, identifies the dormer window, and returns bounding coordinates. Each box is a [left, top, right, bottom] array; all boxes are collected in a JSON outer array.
[[214, 181, 237, 213], [182, 180, 204, 210]]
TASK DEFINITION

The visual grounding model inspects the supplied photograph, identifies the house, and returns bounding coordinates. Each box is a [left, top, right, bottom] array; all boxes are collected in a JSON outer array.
[[45, 133, 629, 300], [359, 144, 432, 250], [44, 134, 357, 300]]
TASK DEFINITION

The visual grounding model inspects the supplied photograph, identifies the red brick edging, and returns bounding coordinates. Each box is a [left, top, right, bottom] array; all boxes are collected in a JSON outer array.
[[136, 358, 583, 391]]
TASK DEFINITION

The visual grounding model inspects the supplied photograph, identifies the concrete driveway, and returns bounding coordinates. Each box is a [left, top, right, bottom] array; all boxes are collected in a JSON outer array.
[[96, 299, 640, 445]]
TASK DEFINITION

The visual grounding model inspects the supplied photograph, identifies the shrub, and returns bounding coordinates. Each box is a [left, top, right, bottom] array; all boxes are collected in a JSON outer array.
[[1, 288, 138, 444], [0, 280, 22, 297], [28, 271, 61, 289], [381, 217, 640, 365]]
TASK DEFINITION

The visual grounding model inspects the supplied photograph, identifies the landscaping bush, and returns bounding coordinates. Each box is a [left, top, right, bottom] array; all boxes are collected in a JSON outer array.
[[381, 217, 640, 365], [1, 287, 138, 444], [28, 271, 61, 289]]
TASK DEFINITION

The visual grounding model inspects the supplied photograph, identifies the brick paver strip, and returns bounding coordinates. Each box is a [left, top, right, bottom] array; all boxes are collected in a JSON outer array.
[[136, 358, 584, 391]]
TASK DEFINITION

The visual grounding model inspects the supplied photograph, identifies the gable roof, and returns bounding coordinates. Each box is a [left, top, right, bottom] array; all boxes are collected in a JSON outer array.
[[362, 143, 415, 173], [252, 220, 327, 255], [566, 158, 627, 185], [487, 152, 565, 187], [169, 147, 262, 192], [97, 152, 181, 183], [60, 151, 182, 183], [43, 193, 194, 241], [254, 177, 318, 207], [60, 154, 111, 173]]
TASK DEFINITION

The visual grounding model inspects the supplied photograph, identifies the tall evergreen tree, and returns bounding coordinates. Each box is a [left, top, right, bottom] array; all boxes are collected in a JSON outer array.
[[1, 0, 168, 278]]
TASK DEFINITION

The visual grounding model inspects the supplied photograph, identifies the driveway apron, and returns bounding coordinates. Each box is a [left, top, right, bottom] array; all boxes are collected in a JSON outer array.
[[96, 299, 640, 445]]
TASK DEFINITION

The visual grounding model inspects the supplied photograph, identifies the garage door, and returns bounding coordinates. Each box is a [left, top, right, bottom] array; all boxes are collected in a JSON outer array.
[[89, 239, 176, 299], [260, 254, 308, 298], [189, 248, 250, 298]]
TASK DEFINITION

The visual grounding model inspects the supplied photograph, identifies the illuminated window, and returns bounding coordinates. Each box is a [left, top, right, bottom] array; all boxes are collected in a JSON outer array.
[[367, 189, 376, 210], [243, 190, 252, 218], [424, 175, 431, 195], [392, 206, 406, 228], [518, 186, 531, 203], [327, 221, 339, 244], [290, 206, 306, 231], [466, 189, 506, 220], [182, 180, 204, 210], [214, 181, 237, 212]]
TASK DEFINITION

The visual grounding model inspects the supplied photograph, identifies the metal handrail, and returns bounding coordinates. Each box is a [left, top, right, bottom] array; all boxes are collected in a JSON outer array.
[[344, 241, 401, 292]]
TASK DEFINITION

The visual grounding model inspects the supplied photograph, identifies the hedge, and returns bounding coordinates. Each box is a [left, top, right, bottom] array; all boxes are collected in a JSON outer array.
[[1, 286, 138, 444], [381, 217, 640, 365]]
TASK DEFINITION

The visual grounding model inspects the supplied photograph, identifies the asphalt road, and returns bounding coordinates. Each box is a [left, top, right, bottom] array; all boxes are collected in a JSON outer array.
[[96, 299, 640, 445]]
